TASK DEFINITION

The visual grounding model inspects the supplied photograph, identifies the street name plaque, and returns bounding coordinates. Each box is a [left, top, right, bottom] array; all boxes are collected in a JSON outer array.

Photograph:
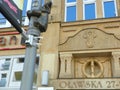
[[50, 79, 120, 89]]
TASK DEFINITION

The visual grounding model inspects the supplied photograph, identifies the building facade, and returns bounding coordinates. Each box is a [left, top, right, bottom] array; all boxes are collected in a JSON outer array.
[[0, 0, 120, 90]]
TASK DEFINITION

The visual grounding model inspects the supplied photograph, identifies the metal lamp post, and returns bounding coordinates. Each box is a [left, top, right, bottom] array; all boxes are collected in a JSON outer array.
[[20, 0, 52, 90]]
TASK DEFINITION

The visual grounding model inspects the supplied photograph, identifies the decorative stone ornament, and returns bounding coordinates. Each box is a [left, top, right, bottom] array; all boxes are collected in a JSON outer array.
[[83, 30, 97, 48], [82, 59, 103, 78]]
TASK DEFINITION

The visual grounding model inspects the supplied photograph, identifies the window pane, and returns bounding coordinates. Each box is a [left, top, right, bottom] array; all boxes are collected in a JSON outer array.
[[1, 74, 7, 78], [67, 0, 76, 3], [13, 72, 22, 81], [42, 0, 44, 6], [85, 3, 95, 20], [0, 78, 6, 87], [104, 1, 115, 18], [66, 6, 76, 22], [0, 14, 6, 23], [22, 0, 28, 17]]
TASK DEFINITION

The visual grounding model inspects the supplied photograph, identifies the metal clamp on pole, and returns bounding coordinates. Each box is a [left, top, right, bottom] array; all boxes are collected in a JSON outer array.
[[25, 35, 34, 46], [25, 35, 41, 47]]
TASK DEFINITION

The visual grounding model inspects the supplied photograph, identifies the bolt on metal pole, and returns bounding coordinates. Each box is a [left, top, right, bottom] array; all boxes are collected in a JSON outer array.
[[20, 0, 42, 90]]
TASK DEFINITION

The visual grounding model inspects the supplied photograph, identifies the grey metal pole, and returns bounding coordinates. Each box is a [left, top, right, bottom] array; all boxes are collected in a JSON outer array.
[[20, 0, 52, 90], [0, 0, 51, 90], [20, 17, 40, 90], [20, 0, 42, 90]]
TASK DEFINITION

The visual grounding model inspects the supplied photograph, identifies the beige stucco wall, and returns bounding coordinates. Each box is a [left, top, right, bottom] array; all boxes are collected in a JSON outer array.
[[37, 23, 60, 86], [36, 0, 120, 89], [1, 0, 120, 89], [37, 0, 61, 86]]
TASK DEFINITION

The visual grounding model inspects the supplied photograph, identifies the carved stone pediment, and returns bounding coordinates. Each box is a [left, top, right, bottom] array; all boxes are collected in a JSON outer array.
[[59, 28, 120, 51]]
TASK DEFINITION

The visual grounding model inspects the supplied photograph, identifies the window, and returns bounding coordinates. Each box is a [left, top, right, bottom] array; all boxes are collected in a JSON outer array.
[[66, 6, 76, 21], [22, 0, 28, 17], [12, 71, 37, 84], [67, 0, 76, 3], [42, 0, 45, 6], [1, 74, 7, 78], [85, 3, 95, 20], [0, 78, 6, 87], [13, 72, 22, 81], [64, 0, 118, 22], [2, 61, 10, 70], [0, 55, 39, 87], [83, 0, 96, 20], [22, 0, 32, 25], [17, 58, 24, 63], [103, 0, 117, 18], [65, 0, 77, 22]]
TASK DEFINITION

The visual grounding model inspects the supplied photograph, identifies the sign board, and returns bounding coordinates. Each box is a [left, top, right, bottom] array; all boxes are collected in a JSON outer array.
[[2, 0, 24, 22], [0, 0, 25, 33], [50, 79, 120, 89]]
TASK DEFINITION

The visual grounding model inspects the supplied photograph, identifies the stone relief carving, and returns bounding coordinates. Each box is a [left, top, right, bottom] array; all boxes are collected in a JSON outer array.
[[59, 28, 120, 51], [59, 54, 111, 79], [82, 58, 103, 78], [74, 56, 111, 78], [83, 30, 97, 48]]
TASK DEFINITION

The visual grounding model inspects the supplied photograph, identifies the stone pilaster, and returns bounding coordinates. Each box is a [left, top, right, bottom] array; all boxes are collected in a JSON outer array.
[[112, 52, 120, 77], [59, 53, 74, 78]]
